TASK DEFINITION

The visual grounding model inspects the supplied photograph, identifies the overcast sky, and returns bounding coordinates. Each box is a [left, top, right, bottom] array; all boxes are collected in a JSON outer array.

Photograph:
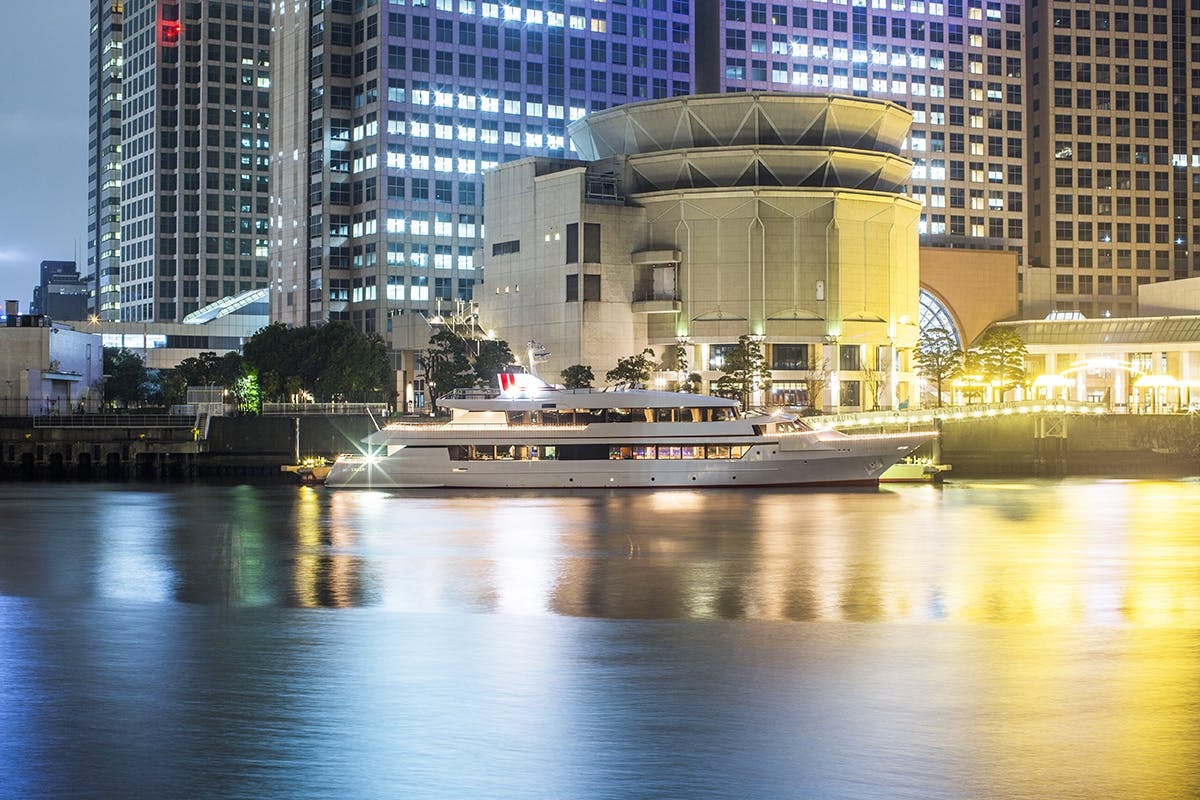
[[0, 2, 91, 310]]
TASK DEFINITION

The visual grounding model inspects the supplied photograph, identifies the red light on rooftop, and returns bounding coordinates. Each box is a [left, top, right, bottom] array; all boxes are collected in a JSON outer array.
[[161, 20, 181, 44]]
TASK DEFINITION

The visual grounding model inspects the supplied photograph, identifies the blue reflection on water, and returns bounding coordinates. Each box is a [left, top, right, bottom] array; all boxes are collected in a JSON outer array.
[[1, 481, 1199, 800]]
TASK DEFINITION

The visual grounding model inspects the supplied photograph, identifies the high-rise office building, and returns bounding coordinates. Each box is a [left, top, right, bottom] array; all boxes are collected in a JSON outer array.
[[1027, 1, 1196, 319], [272, 0, 695, 332], [114, 0, 272, 322], [88, 0, 124, 321], [716, 1, 1029, 306]]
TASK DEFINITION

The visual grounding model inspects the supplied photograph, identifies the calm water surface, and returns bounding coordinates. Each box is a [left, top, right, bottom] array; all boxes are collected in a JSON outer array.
[[1, 480, 1198, 800]]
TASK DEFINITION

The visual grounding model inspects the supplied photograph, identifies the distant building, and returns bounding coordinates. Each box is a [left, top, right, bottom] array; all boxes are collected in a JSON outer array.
[[31, 260, 90, 322], [94, 288, 270, 370], [0, 318, 104, 416]]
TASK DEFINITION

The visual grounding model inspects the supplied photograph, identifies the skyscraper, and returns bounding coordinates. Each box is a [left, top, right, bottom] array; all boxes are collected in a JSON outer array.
[[114, 0, 272, 323], [88, 0, 124, 321], [272, 0, 695, 332], [1027, 1, 1195, 319]]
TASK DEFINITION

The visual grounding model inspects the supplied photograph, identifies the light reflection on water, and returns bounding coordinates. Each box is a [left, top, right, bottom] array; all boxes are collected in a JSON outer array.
[[1, 480, 1198, 800]]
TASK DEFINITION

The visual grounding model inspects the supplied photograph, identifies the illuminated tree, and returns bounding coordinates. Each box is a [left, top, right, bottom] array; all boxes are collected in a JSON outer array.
[[714, 335, 771, 408], [914, 327, 963, 408], [974, 326, 1028, 397]]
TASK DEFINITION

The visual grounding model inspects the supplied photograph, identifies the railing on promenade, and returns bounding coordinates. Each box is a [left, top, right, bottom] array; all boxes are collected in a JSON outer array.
[[805, 399, 1108, 431], [32, 413, 200, 429], [261, 402, 391, 416]]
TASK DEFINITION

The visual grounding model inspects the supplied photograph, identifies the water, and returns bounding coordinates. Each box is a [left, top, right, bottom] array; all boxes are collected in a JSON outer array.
[[1, 480, 1198, 800]]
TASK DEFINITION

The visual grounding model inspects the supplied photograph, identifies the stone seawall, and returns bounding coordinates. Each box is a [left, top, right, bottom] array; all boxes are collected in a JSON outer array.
[[938, 413, 1200, 478], [0, 414, 379, 481]]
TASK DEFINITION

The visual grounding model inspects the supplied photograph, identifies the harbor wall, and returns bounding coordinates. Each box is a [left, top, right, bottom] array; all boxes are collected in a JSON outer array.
[[0, 414, 379, 481], [1, 413, 1197, 481], [937, 414, 1200, 478]]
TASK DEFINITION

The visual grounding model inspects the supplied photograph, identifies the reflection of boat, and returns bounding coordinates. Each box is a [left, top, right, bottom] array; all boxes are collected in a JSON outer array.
[[281, 457, 332, 483], [880, 457, 952, 483], [325, 375, 936, 489]]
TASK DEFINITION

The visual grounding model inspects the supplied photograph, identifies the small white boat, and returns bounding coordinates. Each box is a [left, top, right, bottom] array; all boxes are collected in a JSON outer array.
[[879, 458, 952, 483], [325, 375, 937, 489]]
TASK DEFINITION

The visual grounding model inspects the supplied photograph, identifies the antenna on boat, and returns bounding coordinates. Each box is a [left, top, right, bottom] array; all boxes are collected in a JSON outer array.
[[525, 340, 550, 377]]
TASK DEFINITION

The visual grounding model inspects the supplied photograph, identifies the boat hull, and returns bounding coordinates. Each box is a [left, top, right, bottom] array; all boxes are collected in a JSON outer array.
[[325, 437, 933, 489]]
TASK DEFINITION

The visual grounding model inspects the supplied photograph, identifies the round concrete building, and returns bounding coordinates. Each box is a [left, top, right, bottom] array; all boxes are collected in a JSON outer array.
[[481, 92, 922, 411]]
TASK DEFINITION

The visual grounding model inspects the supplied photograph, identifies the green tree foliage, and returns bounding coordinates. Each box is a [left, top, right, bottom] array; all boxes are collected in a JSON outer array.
[[231, 373, 261, 415], [606, 348, 657, 389], [424, 328, 476, 413], [103, 348, 150, 407], [473, 339, 516, 387], [310, 322, 392, 401], [973, 326, 1028, 395], [714, 335, 771, 408], [174, 351, 243, 388], [914, 327, 963, 408], [241, 322, 391, 403], [559, 364, 594, 389]]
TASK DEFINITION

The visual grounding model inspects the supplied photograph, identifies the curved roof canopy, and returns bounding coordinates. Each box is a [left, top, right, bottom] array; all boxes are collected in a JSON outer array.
[[569, 92, 913, 160]]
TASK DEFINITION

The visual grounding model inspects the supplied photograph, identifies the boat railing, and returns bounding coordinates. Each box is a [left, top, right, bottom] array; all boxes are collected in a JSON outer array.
[[441, 388, 502, 400], [804, 399, 1107, 431]]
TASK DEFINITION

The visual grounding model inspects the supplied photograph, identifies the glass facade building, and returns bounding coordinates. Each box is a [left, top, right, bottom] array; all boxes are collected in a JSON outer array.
[[274, 0, 695, 331], [116, 0, 272, 322]]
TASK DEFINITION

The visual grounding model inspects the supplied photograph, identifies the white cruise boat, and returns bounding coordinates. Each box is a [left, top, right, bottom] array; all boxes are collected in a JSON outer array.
[[324, 375, 936, 489]]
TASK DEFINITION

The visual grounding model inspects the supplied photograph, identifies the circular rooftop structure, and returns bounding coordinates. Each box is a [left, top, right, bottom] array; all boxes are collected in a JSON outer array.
[[568, 92, 914, 160]]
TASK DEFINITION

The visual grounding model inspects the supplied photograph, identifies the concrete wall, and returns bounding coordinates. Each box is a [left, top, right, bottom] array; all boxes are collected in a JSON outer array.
[[919, 247, 1019, 345], [0, 325, 103, 415], [1138, 276, 1200, 316], [479, 160, 648, 379]]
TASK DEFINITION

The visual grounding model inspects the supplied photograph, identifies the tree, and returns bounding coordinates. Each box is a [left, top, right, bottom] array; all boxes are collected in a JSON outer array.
[[424, 328, 476, 412], [103, 348, 150, 407], [714, 335, 771, 409], [914, 328, 963, 408], [560, 364, 594, 389], [242, 322, 391, 404], [473, 338, 516, 387], [606, 348, 657, 389], [310, 322, 391, 402], [803, 354, 829, 412], [242, 322, 317, 401], [860, 349, 887, 411], [974, 326, 1028, 397], [957, 349, 988, 405]]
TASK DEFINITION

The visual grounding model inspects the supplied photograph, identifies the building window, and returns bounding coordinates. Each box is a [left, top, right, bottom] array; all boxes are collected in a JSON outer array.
[[771, 344, 810, 371]]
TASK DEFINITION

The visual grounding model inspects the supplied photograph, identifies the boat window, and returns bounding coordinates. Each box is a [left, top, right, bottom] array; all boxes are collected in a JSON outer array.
[[643, 408, 655, 423], [689, 408, 703, 422], [706, 445, 731, 459]]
